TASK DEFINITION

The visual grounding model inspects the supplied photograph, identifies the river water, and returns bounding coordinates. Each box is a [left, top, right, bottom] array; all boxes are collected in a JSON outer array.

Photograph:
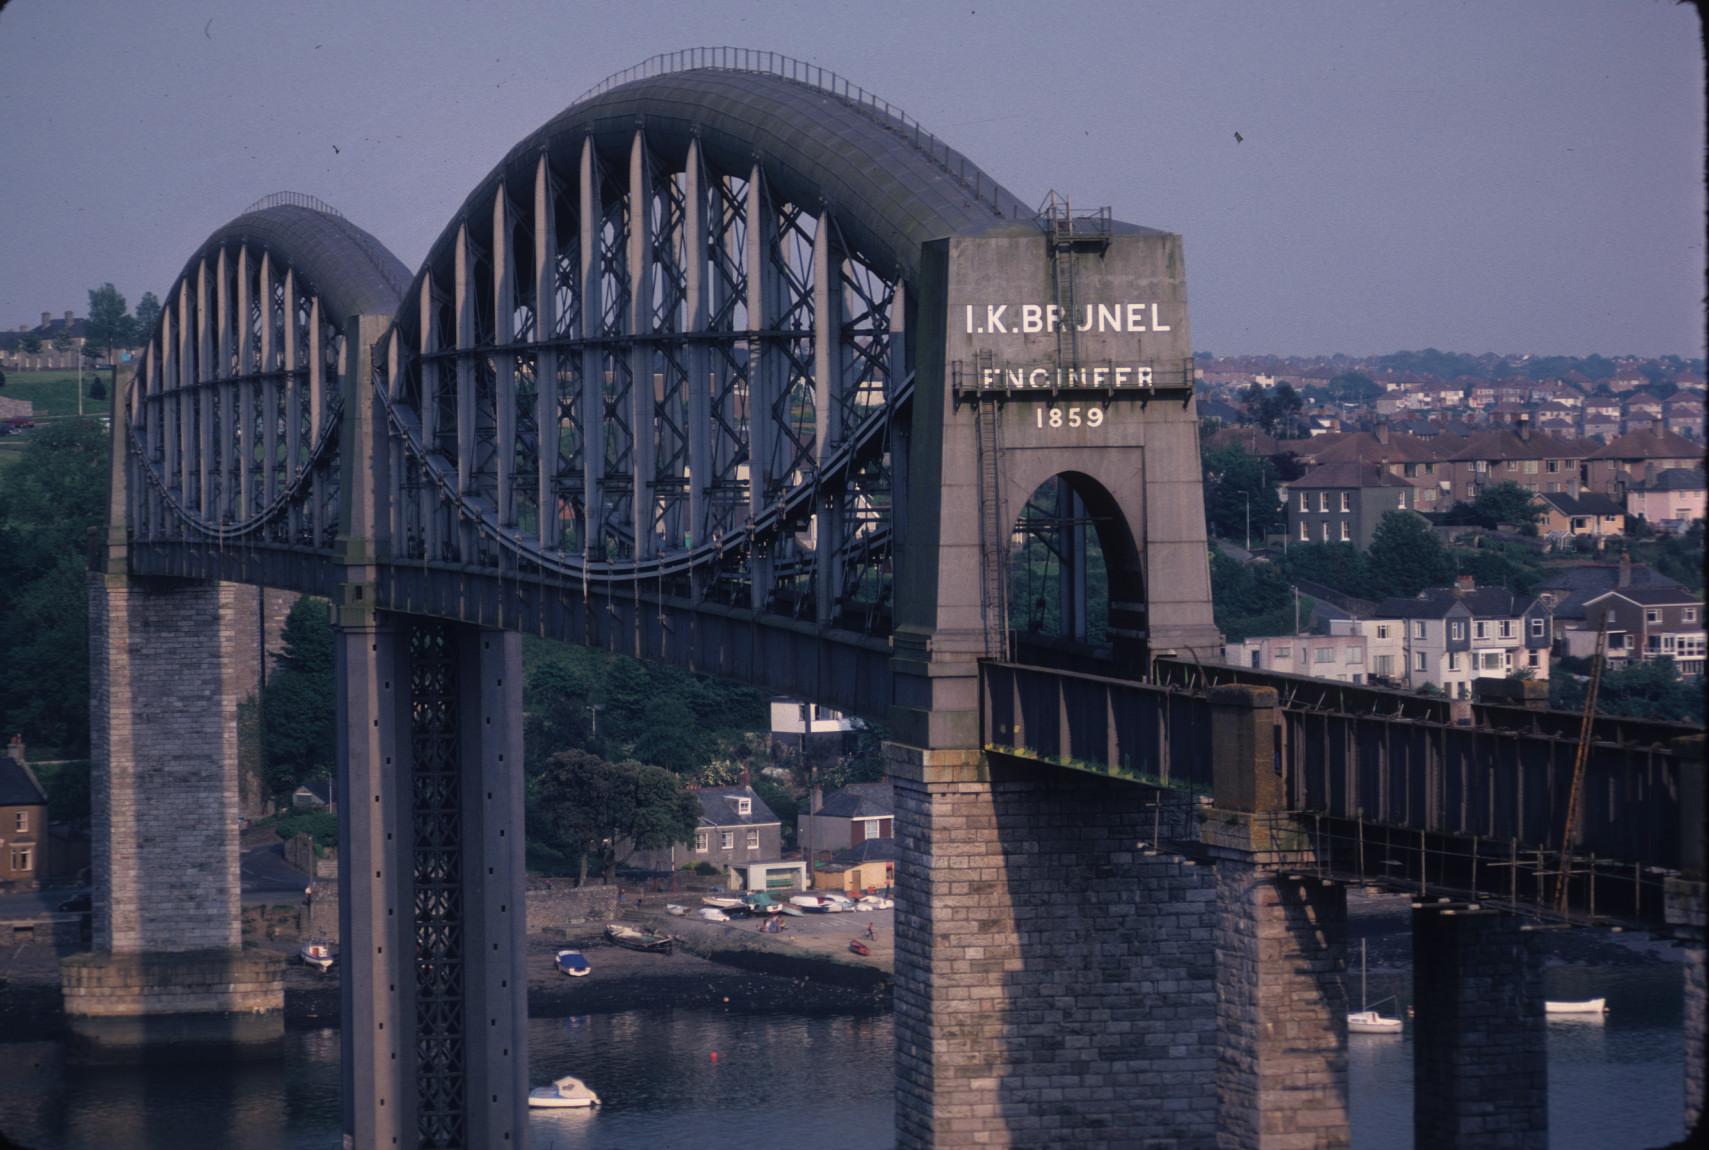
[[0, 964, 1685, 1149]]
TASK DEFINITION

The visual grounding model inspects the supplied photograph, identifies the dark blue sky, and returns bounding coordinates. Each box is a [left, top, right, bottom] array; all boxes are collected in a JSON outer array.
[[0, 0, 1700, 357]]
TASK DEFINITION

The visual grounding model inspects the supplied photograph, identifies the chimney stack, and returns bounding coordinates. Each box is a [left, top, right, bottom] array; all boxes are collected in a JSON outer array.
[[1455, 574, 1476, 593], [1517, 415, 1532, 442], [1618, 552, 1632, 588], [6, 734, 23, 765], [1375, 423, 1390, 446], [41, 312, 50, 329], [64, 310, 74, 326]]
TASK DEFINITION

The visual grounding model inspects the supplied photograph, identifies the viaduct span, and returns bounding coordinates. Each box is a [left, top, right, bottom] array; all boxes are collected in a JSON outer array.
[[82, 50, 1702, 1150]]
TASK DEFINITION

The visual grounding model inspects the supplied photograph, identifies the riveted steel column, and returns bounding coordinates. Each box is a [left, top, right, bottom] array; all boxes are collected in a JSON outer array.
[[457, 626, 528, 1149], [260, 251, 278, 505], [746, 164, 778, 608], [683, 138, 712, 552], [532, 153, 560, 550], [195, 259, 213, 516], [176, 284, 193, 507], [419, 274, 441, 561], [283, 268, 300, 538], [454, 222, 476, 499], [216, 248, 235, 524], [493, 184, 516, 528], [578, 136, 604, 558], [628, 129, 656, 558], [237, 247, 255, 518], [307, 296, 325, 541], [813, 211, 844, 625]]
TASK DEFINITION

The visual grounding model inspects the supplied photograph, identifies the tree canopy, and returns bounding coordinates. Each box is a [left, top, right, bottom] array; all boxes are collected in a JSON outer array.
[[133, 292, 162, 341], [1365, 512, 1455, 598], [1202, 445, 1285, 543], [1549, 658, 1704, 725], [1440, 481, 1541, 531], [530, 750, 701, 884], [1241, 382, 1304, 437], [0, 420, 109, 752], [260, 597, 336, 799], [84, 283, 135, 359]]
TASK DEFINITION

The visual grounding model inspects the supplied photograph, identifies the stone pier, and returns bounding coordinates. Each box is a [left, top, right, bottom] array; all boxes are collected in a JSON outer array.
[[1412, 904, 1546, 1149], [891, 745, 1219, 1149], [76, 572, 285, 1050]]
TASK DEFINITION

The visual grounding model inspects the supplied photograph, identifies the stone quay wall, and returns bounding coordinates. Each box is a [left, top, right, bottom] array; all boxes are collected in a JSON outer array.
[[61, 949, 285, 1017], [525, 882, 621, 936]]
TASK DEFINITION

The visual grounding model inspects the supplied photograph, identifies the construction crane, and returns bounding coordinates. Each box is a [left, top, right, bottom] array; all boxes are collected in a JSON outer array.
[[1555, 608, 1610, 916]]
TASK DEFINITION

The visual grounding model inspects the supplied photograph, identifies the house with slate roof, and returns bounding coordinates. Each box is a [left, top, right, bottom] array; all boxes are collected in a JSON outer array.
[[1282, 462, 1419, 549], [1533, 560, 1686, 649], [1371, 580, 1552, 698], [1582, 430, 1702, 499], [0, 749, 48, 890], [1625, 468, 1706, 533], [1580, 586, 1706, 678], [798, 781, 893, 862], [812, 836, 898, 896], [1530, 491, 1625, 546]]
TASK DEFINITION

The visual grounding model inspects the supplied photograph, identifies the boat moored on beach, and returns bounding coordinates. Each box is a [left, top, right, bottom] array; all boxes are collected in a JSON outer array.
[[555, 949, 591, 977], [1545, 998, 1607, 1016], [604, 923, 676, 954], [299, 941, 336, 973]]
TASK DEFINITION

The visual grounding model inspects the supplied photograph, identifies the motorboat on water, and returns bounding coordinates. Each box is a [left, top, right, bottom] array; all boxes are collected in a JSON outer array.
[[554, 949, 591, 977], [1545, 998, 1607, 1016], [603, 923, 675, 954], [1346, 940, 1402, 1035], [527, 1075, 601, 1109], [299, 941, 336, 973]]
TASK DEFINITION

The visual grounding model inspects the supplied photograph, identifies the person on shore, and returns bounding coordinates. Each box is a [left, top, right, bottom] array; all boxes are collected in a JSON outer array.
[[864, 922, 876, 941]]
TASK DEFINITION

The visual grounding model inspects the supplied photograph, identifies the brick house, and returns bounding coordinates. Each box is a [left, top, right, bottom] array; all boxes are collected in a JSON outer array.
[[1284, 462, 1419, 549], [1530, 491, 1625, 544], [1578, 587, 1706, 678], [1581, 429, 1702, 500], [797, 781, 893, 861], [1372, 582, 1552, 699], [0, 753, 49, 891], [1439, 424, 1588, 503], [687, 785, 782, 869]]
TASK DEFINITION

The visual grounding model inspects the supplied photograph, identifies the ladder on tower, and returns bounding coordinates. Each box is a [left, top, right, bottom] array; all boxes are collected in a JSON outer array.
[[1555, 609, 1610, 916], [1039, 190, 1112, 375], [975, 393, 1009, 661]]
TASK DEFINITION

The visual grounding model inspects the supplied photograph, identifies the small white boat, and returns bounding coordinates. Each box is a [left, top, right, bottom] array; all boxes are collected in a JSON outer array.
[[856, 896, 893, 911], [701, 895, 745, 910], [779, 904, 806, 917], [527, 1074, 601, 1109], [554, 949, 590, 977], [665, 903, 689, 916], [299, 941, 336, 973], [1346, 940, 1402, 1035], [1545, 998, 1607, 1015], [789, 895, 831, 913], [697, 907, 730, 922], [1347, 1010, 1404, 1034]]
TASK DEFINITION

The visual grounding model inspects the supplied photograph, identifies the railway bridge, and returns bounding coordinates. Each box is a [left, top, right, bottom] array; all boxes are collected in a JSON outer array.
[[79, 49, 1703, 1150]]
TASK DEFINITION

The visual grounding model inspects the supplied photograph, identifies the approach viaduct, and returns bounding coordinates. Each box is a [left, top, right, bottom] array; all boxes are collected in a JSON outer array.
[[78, 49, 1703, 1150]]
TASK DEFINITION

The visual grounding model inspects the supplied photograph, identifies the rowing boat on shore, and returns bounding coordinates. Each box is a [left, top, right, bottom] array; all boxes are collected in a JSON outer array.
[[603, 923, 675, 954]]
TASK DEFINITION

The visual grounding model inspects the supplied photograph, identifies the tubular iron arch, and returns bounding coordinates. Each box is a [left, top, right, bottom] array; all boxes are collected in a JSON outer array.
[[127, 202, 409, 548], [371, 56, 1030, 632]]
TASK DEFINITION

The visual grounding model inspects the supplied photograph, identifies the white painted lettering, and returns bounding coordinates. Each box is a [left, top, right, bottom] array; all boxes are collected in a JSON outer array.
[[1020, 304, 1043, 333], [1126, 303, 1147, 333], [1045, 304, 1062, 333], [985, 305, 1008, 333], [981, 368, 996, 389], [1092, 366, 1109, 387], [1005, 368, 1024, 389], [1151, 303, 1170, 332], [1137, 367, 1154, 387], [1115, 366, 1132, 387], [1097, 304, 1121, 332], [1029, 367, 1050, 388], [965, 305, 975, 334], [1076, 305, 1094, 333]]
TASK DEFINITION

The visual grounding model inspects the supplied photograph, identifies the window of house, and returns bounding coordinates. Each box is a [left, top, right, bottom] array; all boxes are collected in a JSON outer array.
[[720, 831, 735, 851], [745, 830, 759, 850], [1299, 491, 1308, 511], [9, 848, 30, 873], [1546, 460, 1559, 473], [1345, 647, 1363, 664], [1474, 621, 1487, 639], [695, 831, 709, 853], [1373, 654, 1393, 675], [1450, 621, 1465, 640], [1339, 521, 1350, 542], [12, 811, 25, 833], [1273, 646, 1292, 660], [1646, 609, 1662, 624], [736, 797, 752, 815], [1321, 521, 1330, 542], [1685, 608, 1698, 623], [1314, 647, 1334, 663], [1339, 492, 1351, 513], [1499, 620, 1512, 638], [1474, 460, 1488, 474], [1414, 652, 1428, 672], [1397, 490, 1407, 509], [1413, 621, 1426, 640], [1530, 618, 1545, 638], [1317, 492, 1329, 512], [1376, 624, 1390, 640], [1447, 652, 1461, 671], [1528, 651, 1539, 667], [1506, 459, 1518, 471], [1298, 520, 1309, 542], [1662, 635, 1677, 653], [1482, 652, 1503, 670], [1523, 460, 1538, 474]]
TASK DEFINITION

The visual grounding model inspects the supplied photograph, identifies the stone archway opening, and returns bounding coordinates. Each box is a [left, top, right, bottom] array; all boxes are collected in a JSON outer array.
[[1005, 472, 1145, 658]]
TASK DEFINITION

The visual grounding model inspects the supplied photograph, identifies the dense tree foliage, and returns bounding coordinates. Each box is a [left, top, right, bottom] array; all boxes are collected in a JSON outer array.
[[1302, 372, 1382, 406], [1202, 445, 1285, 543], [1366, 512, 1456, 598], [0, 420, 108, 753], [84, 283, 135, 360], [132, 292, 162, 341], [1549, 659, 1705, 725], [1439, 482, 1541, 531], [1240, 382, 1304, 437], [530, 749, 701, 884], [260, 597, 336, 799], [1211, 551, 1308, 640]]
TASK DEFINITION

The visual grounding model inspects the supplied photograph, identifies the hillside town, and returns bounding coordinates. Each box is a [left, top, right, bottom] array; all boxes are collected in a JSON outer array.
[[1197, 351, 1705, 712]]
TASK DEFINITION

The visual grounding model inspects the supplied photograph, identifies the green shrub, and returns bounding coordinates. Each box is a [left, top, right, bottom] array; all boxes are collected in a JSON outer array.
[[272, 809, 338, 854], [694, 861, 720, 877]]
